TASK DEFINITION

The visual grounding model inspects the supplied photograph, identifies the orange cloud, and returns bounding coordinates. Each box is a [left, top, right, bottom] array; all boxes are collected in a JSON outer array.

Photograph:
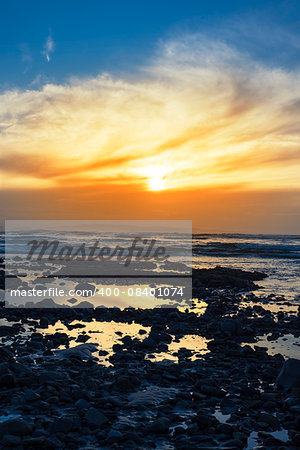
[[0, 35, 300, 195]]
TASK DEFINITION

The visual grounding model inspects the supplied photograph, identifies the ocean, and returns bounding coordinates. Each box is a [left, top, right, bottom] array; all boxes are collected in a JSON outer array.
[[193, 233, 300, 299], [1, 231, 299, 303]]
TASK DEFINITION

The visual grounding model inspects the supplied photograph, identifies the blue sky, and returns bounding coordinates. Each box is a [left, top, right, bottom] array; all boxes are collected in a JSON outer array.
[[1, 0, 300, 90]]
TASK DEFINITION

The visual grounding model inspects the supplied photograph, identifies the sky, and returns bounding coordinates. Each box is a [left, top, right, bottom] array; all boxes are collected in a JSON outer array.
[[1, 0, 300, 233]]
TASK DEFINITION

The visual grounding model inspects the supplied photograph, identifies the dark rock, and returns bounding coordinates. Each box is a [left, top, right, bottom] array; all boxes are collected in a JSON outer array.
[[39, 317, 49, 328], [145, 417, 170, 434], [196, 412, 215, 429], [224, 438, 243, 448], [74, 282, 95, 297], [49, 415, 75, 434], [2, 434, 22, 446], [276, 358, 300, 392], [75, 398, 90, 409], [76, 334, 90, 343], [85, 407, 108, 427], [221, 318, 242, 336], [0, 418, 33, 436], [107, 429, 123, 441], [0, 373, 16, 388], [200, 384, 226, 398], [193, 266, 267, 290], [257, 413, 280, 428]]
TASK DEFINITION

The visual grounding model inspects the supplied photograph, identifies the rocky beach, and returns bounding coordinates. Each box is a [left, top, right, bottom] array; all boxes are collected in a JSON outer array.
[[0, 254, 299, 449]]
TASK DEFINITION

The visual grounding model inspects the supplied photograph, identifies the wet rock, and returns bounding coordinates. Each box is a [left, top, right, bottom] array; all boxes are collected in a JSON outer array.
[[39, 317, 48, 328], [193, 266, 267, 290], [257, 413, 280, 428], [74, 282, 95, 297], [107, 429, 123, 441], [221, 318, 242, 336], [0, 418, 33, 436], [200, 384, 226, 398], [85, 407, 108, 427], [49, 415, 77, 434], [54, 343, 98, 360], [75, 398, 90, 409], [276, 358, 300, 392], [74, 300, 94, 308], [128, 386, 178, 406], [0, 372, 16, 388], [76, 334, 90, 343], [145, 417, 170, 434], [224, 438, 243, 447], [196, 411, 216, 429], [2, 434, 22, 446], [23, 436, 46, 446], [217, 423, 234, 435], [113, 375, 140, 392]]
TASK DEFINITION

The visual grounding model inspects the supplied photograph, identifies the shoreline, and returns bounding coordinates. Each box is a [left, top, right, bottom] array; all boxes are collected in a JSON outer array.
[[0, 264, 299, 449]]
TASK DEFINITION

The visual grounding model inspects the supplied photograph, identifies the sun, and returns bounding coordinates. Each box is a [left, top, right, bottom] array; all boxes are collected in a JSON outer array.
[[148, 174, 166, 191], [135, 164, 169, 191]]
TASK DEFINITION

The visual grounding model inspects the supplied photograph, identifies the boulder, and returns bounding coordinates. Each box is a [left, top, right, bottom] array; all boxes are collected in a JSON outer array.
[[85, 407, 108, 427], [221, 318, 242, 337], [0, 418, 32, 436], [145, 417, 170, 434], [276, 358, 300, 392]]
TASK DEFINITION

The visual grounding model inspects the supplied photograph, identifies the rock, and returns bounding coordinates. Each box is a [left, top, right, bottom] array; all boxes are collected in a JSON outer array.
[[107, 429, 123, 441], [85, 407, 108, 427], [200, 384, 226, 398], [145, 417, 170, 434], [49, 415, 75, 434], [218, 423, 234, 435], [76, 334, 90, 343], [0, 418, 32, 436], [0, 373, 16, 388], [73, 301, 94, 308], [75, 398, 90, 409], [196, 412, 215, 429], [128, 386, 178, 406], [193, 266, 267, 290], [224, 438, 243, 448], [276, 358, 300, 392], [257, 413, 279, 428], [113, 375, 139, 392], [39, 317, 48, 328], [23, 437, 46, 446], [221, 319, 242, 337], [2, 434, 22, 446], [54, 343, 98, 360], [25, 298, 63, 308], [74, 282, 95, 297]]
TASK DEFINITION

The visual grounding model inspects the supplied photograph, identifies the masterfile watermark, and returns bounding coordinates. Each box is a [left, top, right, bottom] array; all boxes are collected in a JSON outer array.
[[26, 237, 170, 266], [5, 220, 192, 308]]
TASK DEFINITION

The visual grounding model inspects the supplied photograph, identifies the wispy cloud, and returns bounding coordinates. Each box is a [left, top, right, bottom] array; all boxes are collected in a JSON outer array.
[[42, 32, 55, 62], [19, 43, 32, 73]]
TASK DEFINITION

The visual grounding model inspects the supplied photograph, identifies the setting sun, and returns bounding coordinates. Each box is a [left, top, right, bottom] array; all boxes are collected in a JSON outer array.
[[148, 174, 166, 191], [147, 166, 168, 191]]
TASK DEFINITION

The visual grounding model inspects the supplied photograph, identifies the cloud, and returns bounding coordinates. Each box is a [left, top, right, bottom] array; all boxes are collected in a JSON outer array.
[[19, 43, 33, 73], [42, 33, 55, 62], [1, 34, 300, 192]]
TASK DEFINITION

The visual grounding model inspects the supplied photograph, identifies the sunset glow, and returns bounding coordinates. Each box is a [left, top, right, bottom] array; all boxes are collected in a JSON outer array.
[[1, 8, 300, 233], [148, 175, 166, 191]]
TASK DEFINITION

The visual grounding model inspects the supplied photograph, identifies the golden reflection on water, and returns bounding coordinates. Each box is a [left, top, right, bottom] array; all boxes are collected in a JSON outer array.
[[44, 319, 210, 365], [146, 334, 210, 363]]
